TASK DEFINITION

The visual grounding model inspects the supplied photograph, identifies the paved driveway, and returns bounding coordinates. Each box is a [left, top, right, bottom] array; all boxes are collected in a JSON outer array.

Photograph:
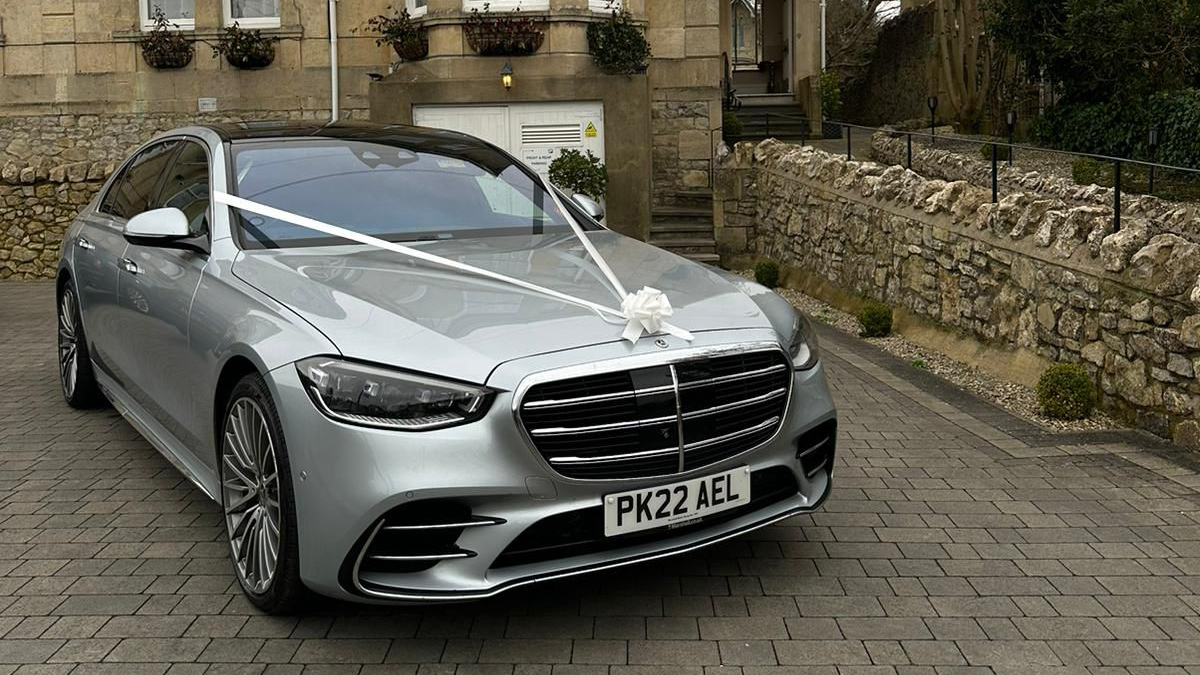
[[4, 280, 1200, 674]]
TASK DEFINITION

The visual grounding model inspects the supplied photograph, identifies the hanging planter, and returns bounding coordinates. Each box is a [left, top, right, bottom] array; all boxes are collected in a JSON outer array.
[[464, 4, 546, 57], [211, 22, 277, 70], [586, 5, 650, 75], [139, 7, 194, 69], [368, 6, 429, 61]]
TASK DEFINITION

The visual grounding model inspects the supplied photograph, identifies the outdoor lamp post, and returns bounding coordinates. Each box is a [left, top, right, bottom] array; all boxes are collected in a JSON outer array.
[[927, 96, 939, 145], [1006, 110, 1017, 165], [500, 62, 514, 91], [1148, 124, 1161, 194]]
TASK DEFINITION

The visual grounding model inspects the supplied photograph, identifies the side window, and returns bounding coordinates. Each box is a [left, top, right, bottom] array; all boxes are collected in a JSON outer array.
[[99, 165, 131, 216], [154, 141, 211, 237], [108, 140, 180, 220]]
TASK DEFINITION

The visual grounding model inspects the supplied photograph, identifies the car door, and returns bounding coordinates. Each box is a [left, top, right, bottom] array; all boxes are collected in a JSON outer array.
[[113, 138, 213, 452], [72, 141, 176, 381]]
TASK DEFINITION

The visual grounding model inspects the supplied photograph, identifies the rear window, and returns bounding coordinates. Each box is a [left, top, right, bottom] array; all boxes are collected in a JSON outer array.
[[231, 139, 587, 248]]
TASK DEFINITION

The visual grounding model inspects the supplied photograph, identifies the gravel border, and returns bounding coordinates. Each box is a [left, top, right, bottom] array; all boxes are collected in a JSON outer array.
[[738, 271, 1121, 432]]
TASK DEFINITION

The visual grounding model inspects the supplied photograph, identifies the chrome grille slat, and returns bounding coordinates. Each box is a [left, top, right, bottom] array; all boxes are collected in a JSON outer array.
[[519, 348, 792, 480]]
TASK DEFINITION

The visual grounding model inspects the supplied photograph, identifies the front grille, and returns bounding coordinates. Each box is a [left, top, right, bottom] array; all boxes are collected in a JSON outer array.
[[492, 466, 799, 569], [519, 349, 791, 480]]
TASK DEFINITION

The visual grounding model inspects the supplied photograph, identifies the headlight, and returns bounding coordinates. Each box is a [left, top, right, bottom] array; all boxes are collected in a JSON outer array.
[[788, 312, 820, 370], [296, 357, 495, 431]]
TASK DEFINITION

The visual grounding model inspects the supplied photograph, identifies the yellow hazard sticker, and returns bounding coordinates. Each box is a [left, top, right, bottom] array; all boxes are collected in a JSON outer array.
[[584, 122, 598, 138]]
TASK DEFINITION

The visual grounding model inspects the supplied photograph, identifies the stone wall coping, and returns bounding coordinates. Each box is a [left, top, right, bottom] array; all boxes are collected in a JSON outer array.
[[110, 26, 305, 43]]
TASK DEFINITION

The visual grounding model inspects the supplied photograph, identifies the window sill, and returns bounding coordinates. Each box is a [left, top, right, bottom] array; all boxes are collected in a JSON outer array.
[[224, 18, 283, 29], [416, 7, 642, 28], [113, 25, 303, 42]]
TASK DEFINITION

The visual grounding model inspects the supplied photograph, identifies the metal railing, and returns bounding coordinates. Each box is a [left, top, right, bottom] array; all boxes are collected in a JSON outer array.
[[731, 114, 1200, 233]]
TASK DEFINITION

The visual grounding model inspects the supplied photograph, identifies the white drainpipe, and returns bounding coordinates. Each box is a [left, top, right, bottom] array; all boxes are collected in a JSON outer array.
[[819, 0, 827, 71], [329, 0, 340, 122]]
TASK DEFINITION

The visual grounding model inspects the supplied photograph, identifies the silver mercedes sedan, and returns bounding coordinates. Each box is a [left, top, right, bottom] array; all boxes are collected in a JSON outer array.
[[55, 121, 836, 613]]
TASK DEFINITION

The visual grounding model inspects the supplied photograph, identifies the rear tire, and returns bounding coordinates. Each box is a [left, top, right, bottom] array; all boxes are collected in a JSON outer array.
[[219, 373, 308, 614], [57, 282, 105, 409]]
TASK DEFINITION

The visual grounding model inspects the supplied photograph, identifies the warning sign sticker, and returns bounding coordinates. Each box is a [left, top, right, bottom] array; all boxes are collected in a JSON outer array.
[[584, 122, 598, 138]]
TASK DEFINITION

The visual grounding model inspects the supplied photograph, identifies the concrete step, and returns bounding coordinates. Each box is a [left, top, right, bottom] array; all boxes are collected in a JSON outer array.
[[652, 205, 712, 219], [681, 252, 722, 264], [650, 221, 716, 236], [649, 236, 717, 248]]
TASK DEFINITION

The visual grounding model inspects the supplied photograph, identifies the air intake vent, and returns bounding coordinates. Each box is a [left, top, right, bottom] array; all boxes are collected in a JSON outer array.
[[521, 123, 583, 145], [518, 349, 791, 480]]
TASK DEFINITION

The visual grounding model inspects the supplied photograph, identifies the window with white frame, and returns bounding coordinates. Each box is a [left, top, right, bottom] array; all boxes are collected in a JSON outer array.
[[407, 0, 428, 18], [461, 0, 551, 11], [588, 0, 621, 10], [224, 0, 281, 28], [140, 0, 194, 30]]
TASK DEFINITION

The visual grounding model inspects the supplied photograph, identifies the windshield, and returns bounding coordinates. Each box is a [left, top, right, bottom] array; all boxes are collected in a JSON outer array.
[[231, 139, 588, 248]]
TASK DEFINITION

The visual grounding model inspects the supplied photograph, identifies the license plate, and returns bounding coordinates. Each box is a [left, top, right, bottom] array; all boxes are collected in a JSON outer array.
[[603, 467, 751, 537]]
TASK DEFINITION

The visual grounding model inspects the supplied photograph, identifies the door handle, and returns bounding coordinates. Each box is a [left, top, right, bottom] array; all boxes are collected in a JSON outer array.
[[120, 258, 140, 275], [77, 238, 95, 251]]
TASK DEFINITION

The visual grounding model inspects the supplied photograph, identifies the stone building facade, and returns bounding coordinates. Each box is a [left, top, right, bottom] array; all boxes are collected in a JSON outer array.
[[1, 0, 728, 276], [715, 139, 1200, 448]]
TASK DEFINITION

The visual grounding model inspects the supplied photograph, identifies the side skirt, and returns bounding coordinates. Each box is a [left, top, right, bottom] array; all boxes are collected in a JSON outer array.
[[95, 367, 221, 502]]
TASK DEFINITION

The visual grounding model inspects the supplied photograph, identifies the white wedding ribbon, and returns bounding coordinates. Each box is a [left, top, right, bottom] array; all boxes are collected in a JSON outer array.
[[211, 189, 694, 344]]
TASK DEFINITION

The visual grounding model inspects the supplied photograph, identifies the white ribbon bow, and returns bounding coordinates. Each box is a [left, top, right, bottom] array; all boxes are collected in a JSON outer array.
[[621, 286, 693, 343], [212, 179, 695, 346]]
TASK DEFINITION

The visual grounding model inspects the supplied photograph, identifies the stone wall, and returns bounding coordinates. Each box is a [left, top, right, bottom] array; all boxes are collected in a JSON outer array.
[[0, 109, 365, 279], [651, 100, 719, 206], [715, 139, 1200, 448], [870, 131, 1200, 242]]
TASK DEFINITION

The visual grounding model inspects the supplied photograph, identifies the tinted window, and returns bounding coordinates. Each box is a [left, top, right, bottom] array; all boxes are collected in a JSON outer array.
[[231, 139, 586, 248], [155, 141, 210, 237], [107, 140, 179, 220]]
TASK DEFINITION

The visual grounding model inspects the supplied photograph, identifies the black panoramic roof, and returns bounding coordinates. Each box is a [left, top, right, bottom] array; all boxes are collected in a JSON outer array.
[[203, 120, 480, 146], [203, 120, 517, 176]]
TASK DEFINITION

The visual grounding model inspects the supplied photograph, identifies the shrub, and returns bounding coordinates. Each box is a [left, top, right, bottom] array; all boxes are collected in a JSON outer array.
[[754, 260, 780, 288], [818, 70, 842, 120], [465, 3, 546, 56], [211, 22, 276, 69], [367, 6, 428, 60], [139, 6, 194, 69], [549, 149, 608, 200], [1071, 157, 1106, 186], [1038, 89, 1200, 170], [857, 301, 893, 337], [1036, 363, 1097, 420], [979, 143, 1012, 162], [586, 3, 650, 75], [723, 112, 744, 140]]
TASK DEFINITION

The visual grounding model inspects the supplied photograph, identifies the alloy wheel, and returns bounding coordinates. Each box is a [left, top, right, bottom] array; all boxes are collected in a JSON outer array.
[[58, 288, 79, 398], [222, 397, 283, 594]]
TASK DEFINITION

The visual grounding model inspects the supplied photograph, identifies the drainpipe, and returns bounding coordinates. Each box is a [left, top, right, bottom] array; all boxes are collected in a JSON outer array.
[[819, 0, 826, 71], [328, 0, 340, 122]]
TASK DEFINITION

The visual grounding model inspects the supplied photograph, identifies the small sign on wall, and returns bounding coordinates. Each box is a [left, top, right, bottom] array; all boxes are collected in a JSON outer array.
[[198, 98, 218, 113]]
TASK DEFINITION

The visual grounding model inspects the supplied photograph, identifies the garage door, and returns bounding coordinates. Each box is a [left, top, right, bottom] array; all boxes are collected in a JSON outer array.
[[413, 102, 605, 178]]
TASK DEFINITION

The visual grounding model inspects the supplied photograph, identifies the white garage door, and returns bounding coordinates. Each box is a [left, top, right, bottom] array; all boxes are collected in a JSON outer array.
[[413, 102, 605, 178]]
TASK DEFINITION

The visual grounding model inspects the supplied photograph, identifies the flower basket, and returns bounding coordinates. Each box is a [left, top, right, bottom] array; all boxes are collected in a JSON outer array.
[[224, 43, 275, 69], [212, 23, 278, 70], [143, 44, 194, 69], [139, 6, 194, 70], [465, 24, 544, 56], [392, 35, 429, 60]]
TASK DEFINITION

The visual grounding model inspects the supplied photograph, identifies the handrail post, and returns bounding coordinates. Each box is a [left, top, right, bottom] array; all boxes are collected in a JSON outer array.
[[991, 143, 998, 203], [846, 125, 852, 159], [1113, 160, 1122, 232], [1149, 164, 1156, 195], [906, 133, 913, 169], [765, 113, 771, 139]]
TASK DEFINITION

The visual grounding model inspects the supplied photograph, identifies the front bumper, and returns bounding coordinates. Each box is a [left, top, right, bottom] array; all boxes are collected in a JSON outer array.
[[269, 328, 837, 602]]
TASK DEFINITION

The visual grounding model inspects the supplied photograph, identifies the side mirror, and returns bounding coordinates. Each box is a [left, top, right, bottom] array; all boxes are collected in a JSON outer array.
[[124, 207, 195, 248], [571, 194, 605, 222]]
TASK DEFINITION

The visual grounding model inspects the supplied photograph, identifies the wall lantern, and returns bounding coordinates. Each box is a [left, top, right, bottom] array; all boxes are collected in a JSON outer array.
[[500, 62, 514, 91]]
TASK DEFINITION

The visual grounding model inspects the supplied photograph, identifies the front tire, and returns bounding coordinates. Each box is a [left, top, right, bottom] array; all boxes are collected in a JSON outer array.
[[219, 373, 307, 614], [57, 282, 105, 409]]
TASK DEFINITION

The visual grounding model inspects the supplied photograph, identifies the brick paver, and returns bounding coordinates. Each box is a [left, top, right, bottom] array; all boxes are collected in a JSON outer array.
[[5, 280, 1200, 673]]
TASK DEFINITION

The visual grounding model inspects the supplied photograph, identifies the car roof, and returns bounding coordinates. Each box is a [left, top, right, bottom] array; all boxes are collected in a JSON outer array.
[[199, 120, 517, 172], [200, 120, 481, 147]]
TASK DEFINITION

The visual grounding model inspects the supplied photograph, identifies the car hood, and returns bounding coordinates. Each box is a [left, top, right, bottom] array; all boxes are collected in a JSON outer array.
[[233, 231, 782, 384]]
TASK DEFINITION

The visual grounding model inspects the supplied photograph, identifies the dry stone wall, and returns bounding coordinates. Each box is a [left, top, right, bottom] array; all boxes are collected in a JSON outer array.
[[715, 139, 1200, 447], [870, 131, 1200, 242], [0, 109, 363, 279]]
